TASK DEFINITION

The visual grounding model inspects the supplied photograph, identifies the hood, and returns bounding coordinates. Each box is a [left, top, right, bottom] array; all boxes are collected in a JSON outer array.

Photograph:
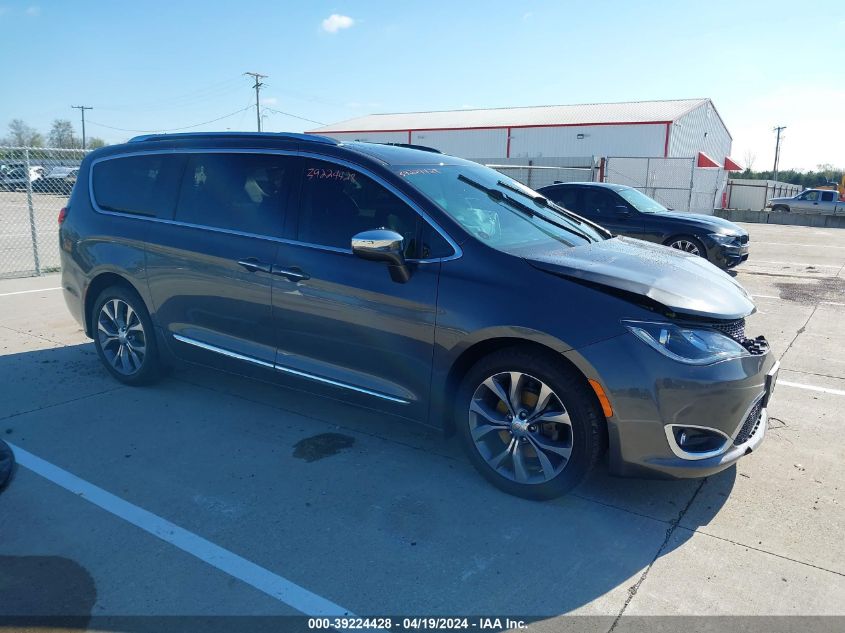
[[653, 211, 746, 234], [525, 236, 755, 320], [768, 196, 795, 204]]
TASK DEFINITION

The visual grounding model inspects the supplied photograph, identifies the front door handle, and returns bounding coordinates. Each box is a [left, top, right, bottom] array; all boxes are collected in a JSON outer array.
[[237, 258, 272, 273], [271, 265, 310, 282]]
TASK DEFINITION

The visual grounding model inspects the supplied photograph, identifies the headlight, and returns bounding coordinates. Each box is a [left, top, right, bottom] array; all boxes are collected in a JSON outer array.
[[709, 233, 740, 246], [622, 320, 748, 365]]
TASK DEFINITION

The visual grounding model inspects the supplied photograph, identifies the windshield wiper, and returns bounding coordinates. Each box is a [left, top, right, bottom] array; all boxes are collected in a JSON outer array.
[[491, 179, 597, 242], [458, 174, 596, 242], [458, 174, 538, 218]]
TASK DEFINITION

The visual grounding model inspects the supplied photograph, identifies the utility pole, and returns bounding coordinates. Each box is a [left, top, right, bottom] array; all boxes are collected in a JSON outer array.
[[772, 126, 786, 183], [244, 72, 268, 132], [71, 105, 93, 149]]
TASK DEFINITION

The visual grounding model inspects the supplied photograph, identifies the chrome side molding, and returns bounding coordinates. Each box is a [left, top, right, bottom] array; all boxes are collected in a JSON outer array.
[[172, 334, 410, 405]]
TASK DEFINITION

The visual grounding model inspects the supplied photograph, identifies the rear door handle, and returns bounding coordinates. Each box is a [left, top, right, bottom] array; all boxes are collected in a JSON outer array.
[[271, 265, 310, 282], [237, 258, 272, 273]]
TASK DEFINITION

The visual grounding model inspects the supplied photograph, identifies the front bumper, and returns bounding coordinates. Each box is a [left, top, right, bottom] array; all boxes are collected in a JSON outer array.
[[565, 333, 777, 479], [709, 241, 750, 269]]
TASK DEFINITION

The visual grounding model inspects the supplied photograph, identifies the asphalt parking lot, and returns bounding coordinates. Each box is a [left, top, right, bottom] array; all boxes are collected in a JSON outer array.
[[0, 222, 843, 630]]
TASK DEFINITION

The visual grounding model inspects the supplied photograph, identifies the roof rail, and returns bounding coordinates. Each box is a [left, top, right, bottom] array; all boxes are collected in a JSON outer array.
[[127, 132, 339, 145], [373, 142, 442, 154]]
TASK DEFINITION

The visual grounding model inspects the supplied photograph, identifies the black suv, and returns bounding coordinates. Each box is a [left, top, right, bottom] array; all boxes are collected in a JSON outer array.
[[59, 133, 777, 499], [537, 182, 750, 269]]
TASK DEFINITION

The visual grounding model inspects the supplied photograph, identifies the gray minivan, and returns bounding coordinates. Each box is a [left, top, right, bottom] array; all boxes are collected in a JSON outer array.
[[59, 132, 778, 499]]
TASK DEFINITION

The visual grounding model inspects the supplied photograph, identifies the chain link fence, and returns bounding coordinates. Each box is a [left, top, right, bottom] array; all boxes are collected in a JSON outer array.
[[603, 156, 726, 214], [472, 156, 597, 190], [0, 147, 88, 278]]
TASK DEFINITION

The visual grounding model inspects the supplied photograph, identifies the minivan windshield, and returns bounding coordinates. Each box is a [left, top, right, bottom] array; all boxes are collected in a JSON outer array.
[[396, 163, 605, 253], [617, 187, 669, 214]]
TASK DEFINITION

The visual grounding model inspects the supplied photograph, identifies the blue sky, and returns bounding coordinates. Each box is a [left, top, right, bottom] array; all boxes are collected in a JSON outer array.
[[1, 0, 842, 169]]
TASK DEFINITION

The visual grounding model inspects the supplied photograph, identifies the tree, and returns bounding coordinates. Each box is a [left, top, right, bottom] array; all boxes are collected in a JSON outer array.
[[87, 137, 107, 149], [48, 119, 79, 148], [5, 119, 44, 147], [742, 150, 756, 172]]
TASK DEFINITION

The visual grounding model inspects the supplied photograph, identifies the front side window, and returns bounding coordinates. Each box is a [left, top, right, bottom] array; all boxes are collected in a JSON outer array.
[[617, 187, 668, 213], [175, 153, 293, 236], [396, 163, 605, 254], [800, 191, 819, 201], [296, 159, 420, 254], [93, 154, 185, 218], [582, 189, 618, 216]]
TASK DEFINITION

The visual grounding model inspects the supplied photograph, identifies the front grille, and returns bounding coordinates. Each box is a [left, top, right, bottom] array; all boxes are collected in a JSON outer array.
[[739, 234, 749, 245], [734, 398, 763, 445], [712, 318, 746, 342]]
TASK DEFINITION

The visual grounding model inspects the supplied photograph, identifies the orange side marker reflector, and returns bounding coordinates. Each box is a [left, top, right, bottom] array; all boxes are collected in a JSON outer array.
[[589, 379, 613, 418]]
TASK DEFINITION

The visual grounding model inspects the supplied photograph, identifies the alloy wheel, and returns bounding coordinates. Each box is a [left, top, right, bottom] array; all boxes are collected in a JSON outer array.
[[469, 371, 573, 484], [97, 298, 146, 375], [669, 239, 701, 256]]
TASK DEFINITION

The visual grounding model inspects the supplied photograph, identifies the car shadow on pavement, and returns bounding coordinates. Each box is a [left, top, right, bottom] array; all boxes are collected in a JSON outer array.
[[0, 342, 735, 625]]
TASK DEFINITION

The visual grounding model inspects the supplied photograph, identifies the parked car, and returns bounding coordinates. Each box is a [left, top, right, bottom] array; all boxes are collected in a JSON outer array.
[[60, 133, 777, 499], [537, 182, 750, 269], [34, 166, 79, 195], [766, 188, 845, 214], [0, 165, 44, 190]]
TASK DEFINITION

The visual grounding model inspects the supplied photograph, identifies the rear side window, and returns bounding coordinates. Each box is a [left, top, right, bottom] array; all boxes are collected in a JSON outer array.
[[821, 191, 834, 202], [545, 186, 580, 212], [93, 154, 185, 218], [174, 153, 294, 237]]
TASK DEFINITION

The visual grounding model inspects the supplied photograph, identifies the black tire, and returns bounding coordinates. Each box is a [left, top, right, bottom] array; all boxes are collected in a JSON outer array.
[[454, 347, 604, 500], [665, 234, 707, 259], [92, 285, 162, 385], [771, 205, 789, 213]]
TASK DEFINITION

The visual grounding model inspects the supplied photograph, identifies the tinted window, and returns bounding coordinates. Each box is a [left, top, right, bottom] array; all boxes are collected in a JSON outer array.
[[821, 191, 835, 202], [544, 186, 580, 211], [297, 159, 420, 254], [419, 221, 453, 259], [175, 153, 293, 236], [93, 154, 185, 218], [582, 188, 618, 216]]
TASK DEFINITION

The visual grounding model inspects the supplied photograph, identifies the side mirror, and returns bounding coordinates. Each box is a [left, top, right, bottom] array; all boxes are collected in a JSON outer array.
[[615, 205, 631, 216], [352, 229, 411, 283]]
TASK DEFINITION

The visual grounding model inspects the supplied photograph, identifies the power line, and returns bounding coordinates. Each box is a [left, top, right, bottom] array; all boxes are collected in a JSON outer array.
[[71, 105, 93, 149], [773, 126, 787, 182], [87, 105, 253, 134], [262, 107, 325, 126], [244, 71, 268, 132]]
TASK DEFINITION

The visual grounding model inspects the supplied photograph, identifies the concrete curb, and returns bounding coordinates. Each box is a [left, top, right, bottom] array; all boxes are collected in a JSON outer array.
[[715, 208, 845, 228]]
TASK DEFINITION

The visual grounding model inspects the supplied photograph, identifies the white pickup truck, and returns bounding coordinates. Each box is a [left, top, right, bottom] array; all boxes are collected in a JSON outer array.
[[767, 189, 845, 214]]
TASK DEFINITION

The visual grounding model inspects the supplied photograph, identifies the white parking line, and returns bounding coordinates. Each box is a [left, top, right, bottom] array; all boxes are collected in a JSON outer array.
[[751, 294, 780, 300], [755, 242, 845, 250], [779, 380, 845, 396], [10, 443, 354, 617], [0, 287, 62, 297], [751, 261, 841, 269]]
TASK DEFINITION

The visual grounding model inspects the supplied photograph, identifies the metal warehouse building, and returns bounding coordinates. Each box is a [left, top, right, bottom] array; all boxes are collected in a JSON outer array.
[[308, 98, 741, 213]]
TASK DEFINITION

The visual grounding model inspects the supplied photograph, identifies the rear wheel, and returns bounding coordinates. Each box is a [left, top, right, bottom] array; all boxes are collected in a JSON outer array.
[[92, 286, 161, 385], [455, 347, 604, 500]]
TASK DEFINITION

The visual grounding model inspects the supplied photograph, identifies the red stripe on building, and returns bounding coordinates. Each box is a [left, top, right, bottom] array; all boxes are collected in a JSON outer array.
[[318, 120, 673, 135]]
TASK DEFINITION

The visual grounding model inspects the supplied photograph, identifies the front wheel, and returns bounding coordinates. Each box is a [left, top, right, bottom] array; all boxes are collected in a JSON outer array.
[[92, 285, 162, 385], [455, 348, 604, 500], [667, 235, 707, 258]]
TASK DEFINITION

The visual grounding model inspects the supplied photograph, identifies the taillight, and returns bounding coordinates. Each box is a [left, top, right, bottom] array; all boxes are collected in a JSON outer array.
[[58, 207, 68, 225]]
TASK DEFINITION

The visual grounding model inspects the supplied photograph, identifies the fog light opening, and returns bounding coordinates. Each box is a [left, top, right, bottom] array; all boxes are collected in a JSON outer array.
[[673, 426, 726, 454]]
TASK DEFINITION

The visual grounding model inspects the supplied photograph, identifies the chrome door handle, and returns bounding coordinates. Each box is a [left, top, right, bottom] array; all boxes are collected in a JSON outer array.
[[237, 258, 272, 273], [271, 265, 310, 282]]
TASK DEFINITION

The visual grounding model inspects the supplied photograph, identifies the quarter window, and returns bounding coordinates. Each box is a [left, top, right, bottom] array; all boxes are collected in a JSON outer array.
[[175, 153, 294, 236], [296, 159, 420, 254], [93, 154, 185, 218]]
